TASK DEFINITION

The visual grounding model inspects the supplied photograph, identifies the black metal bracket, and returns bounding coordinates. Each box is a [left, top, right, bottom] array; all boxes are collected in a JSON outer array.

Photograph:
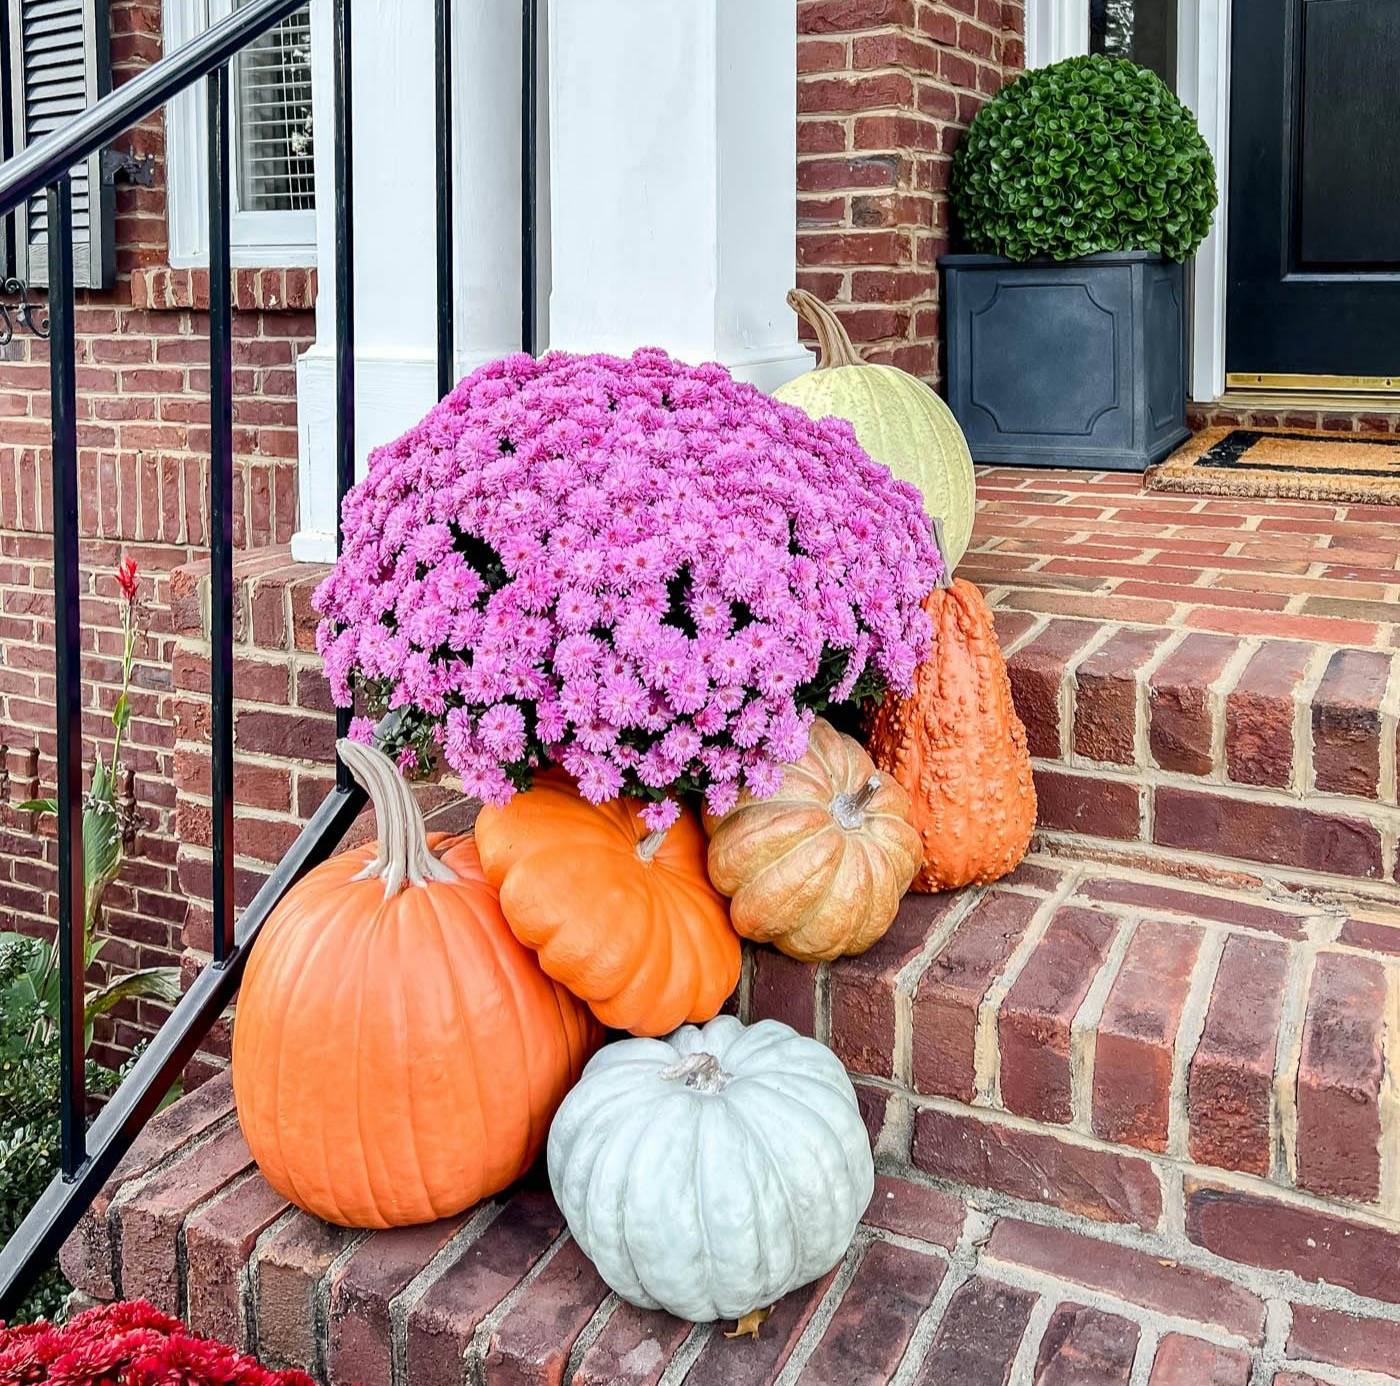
[[100, 148, 156, 187], [0, 277, 49, 345]]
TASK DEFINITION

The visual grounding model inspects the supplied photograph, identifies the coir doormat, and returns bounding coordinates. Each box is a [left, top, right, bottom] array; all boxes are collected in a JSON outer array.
[[1146, 425, 1400, 505]]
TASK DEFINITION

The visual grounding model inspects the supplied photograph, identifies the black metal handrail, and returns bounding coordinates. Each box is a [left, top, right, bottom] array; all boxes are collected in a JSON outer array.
[[0, 0, 540, 1315]]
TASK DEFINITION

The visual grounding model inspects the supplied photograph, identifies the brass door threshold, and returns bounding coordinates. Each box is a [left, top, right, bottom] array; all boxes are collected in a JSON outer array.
[[1226, 372, 1400, 394], [1218, 388, 1400, 414]]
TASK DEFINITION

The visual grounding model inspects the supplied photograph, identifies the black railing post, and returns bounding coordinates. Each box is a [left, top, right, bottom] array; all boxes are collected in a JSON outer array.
[[435, 0, 454, 399], [521, 0, 537, 356], [47, 175, 86, 1180], [208, 65, 235, 964], [333, 0, 354, 786]]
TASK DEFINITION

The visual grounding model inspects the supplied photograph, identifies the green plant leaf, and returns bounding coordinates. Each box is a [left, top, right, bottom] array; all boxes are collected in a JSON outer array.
[[111, 691, 130, 734], [15, 798, 57, 815], [82, 800, 123, 935], [85, 966, 182, 1027]]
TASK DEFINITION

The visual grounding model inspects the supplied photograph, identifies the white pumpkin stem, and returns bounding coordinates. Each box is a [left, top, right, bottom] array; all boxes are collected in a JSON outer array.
[[930, 515, 955, 590], [786, 289, 863, 370], [833, 774, 882, 829], [636, 828, 669, 864], [660, 1052, 732, 1094], [337, 738, 457, 896]]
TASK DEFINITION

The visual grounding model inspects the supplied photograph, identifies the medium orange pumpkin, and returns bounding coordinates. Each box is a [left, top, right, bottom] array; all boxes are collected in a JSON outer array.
[[475, 771, 741, 1037], [705, 718, 921, 962], [232, 740, 600, 1229], [865, 571, 1036, 891]]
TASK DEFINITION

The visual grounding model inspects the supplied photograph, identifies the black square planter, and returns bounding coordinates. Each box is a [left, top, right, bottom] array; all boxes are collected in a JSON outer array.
[[940, 251, 1190, 472]]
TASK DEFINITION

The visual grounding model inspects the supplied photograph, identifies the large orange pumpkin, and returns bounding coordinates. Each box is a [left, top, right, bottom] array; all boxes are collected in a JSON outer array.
[[865, 572, 1036, 891], [705, 717, 920, 962], [232, 740, 600, 1229], [475, 771, 741, 1037]]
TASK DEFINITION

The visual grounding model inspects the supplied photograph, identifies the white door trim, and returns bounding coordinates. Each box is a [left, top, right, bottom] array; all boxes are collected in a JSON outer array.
[[1021, 0, 1232, 403], [1177, 0, 1232, 404]]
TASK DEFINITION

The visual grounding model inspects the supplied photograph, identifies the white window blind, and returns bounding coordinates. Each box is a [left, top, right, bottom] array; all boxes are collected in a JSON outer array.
[[232, 1, 313, 214]]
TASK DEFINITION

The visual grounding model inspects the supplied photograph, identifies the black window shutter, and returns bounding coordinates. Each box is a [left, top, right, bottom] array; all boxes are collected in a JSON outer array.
[[7, 0, 114, 290]]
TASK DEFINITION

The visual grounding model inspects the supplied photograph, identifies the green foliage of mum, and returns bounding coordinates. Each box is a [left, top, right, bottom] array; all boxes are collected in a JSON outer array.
[[951, 55, 1217, 263]]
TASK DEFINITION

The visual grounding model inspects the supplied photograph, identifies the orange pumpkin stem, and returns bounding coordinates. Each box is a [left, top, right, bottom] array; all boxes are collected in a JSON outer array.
[[338, 738, 457, 896], [786, 289, 864, 370]]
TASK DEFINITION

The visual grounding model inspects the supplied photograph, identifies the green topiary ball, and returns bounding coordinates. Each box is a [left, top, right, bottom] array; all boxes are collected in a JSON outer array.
[[951, 55, 1217, 263]]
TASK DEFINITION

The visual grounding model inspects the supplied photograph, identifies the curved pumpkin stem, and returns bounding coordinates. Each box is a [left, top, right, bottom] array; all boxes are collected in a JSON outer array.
[[660, 1051, 731, 1093], [338, 739, 457, 896], [636, 828, 669, 864], [786, 289, 864, 370], [930, 515, 955, 590], [832, 774, 883, 830]]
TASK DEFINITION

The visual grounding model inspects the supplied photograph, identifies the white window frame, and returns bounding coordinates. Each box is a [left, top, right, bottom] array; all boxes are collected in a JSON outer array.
[[163, 0, 317, 268], [1022, 0, 1232, 403]]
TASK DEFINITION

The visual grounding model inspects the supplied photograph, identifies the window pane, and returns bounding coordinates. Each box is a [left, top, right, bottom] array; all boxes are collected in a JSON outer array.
[[1089, 0, 1177, 90], [233, 2, 314, 213]]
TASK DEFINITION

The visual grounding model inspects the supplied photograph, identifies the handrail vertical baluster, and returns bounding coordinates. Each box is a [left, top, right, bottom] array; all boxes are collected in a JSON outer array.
[[208, 65, 235, 964], [47, 175, 86, 1180], [435, 0, 454, 399], [521, 0, 537, 356], [333, 0, 354, 784]]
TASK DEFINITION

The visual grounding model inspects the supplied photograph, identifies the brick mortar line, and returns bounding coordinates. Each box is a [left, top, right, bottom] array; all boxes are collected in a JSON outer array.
[[1006, 1294, 1059, 1386], [1029, 754, 1400, 823], [241, 1204, 300, 1364], [1208, 639, 1263, 785], [562, 1292, 624, 1385], [1168, 927, 1230, 1163], [880, 1135, 1400, 1326], [998, 612, 1050, 658], [1273, 945, 1318, 1188], [104, 1109, 242, 1302], [312, 1227, 371, 1385], [1132, 627, 1189, 776], [1380, 968, 1400, 1222], [891, 886, 984, 1087], [770, 1233, 906, 1386], [1069, 913, 1138, 1135], [975, 867, 1087, 1106], [886, 1247, 974, 1386], [1379, 654, 1400, 808], [1295, 644, 1337, 797], [462, 1227, 581, 1386], [1034, 833, 1399, 915], [386, 1197, 504, 1386], [974, 1254, 1257, 1354], [1059, 621, 1121, 763], [654, 1322, 712, 1386]]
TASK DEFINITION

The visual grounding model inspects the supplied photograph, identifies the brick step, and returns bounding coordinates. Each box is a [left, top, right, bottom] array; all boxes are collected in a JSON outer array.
[[60, 1074, 1400, 1386], [747, 854, 1400, 1244], [985, 606, 1400, 893]]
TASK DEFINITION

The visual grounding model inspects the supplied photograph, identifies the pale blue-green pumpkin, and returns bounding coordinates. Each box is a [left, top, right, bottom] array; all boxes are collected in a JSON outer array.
[[775, 289, 976, 571]]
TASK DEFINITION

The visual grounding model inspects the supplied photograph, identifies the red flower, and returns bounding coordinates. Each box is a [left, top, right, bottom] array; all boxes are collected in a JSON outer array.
[[115, 557, 139, 604]]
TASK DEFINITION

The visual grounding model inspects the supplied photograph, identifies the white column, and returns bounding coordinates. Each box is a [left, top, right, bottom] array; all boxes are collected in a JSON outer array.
[[545, 0, 808, 393], [293, 0, 525, 563]]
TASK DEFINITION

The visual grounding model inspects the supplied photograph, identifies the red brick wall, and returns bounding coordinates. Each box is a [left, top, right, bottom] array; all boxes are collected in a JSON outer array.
[[0, 0, 314, 1069], [796, 0, 1025, 383]]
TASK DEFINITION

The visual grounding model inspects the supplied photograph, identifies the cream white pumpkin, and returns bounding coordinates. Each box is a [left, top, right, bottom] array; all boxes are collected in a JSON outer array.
[[775, 289, 977, 570], [547, 1016, 874, 1322]]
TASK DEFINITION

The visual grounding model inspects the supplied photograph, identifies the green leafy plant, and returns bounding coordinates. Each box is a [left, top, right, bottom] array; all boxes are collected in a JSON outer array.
[[2, 557, 181, 1321], [951, 54, 1217, 263]]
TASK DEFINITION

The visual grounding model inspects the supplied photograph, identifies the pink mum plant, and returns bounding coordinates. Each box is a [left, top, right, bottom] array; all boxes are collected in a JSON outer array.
[[314, 348, 942, 826]]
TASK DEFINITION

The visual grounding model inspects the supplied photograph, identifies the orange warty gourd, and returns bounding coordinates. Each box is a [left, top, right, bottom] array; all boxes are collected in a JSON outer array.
[[232, 740, 600, 1230], [475, 770, 741, 1037], [865, 571, 1036, 891], [705, 718, 921, 962]]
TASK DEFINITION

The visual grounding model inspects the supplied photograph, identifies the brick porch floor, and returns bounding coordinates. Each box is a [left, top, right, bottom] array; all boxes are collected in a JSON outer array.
[[965, 467, 1399, 651], [961, 466, 1400, 899]]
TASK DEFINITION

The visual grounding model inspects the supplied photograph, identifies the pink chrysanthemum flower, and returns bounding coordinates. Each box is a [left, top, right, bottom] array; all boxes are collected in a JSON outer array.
[[314, 348, 941, 814]]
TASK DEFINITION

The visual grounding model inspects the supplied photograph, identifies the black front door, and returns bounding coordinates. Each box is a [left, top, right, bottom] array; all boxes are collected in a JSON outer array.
[[1228, 0, 1400, 379]]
